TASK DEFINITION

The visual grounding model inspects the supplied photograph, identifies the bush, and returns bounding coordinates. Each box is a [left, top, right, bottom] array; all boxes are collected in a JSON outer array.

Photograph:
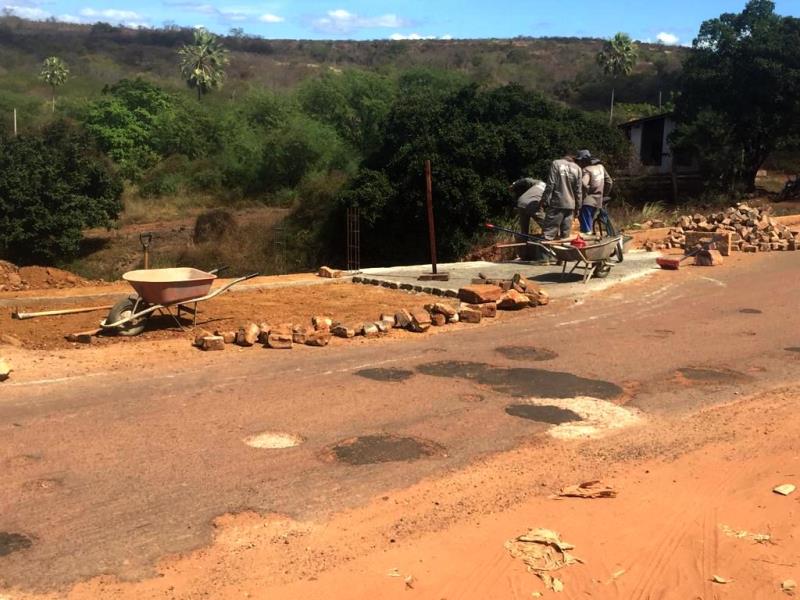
[[193, 208, 237, 243], [0, 120, 123, 264]]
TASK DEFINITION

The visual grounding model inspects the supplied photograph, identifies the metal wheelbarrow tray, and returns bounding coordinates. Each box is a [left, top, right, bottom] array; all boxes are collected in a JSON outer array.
[[550, 235, 622, 283], [101, 267, 259, 336]]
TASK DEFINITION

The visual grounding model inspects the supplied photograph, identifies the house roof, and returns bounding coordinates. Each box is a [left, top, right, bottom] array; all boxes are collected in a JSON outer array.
[[618, 112, 674, 129]]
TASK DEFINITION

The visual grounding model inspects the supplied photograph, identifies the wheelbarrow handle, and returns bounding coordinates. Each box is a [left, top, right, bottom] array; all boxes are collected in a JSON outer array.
[[209, 265, 229, 275]]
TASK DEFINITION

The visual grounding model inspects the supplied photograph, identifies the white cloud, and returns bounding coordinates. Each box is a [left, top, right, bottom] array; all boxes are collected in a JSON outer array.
[[656, 31, 679, 45], [389, 32, 451, 41], [3, 5, 49, 19], [80, 7, 144, 20], [258, 12, 283, 23], [58, 13, 83, 22], [313, 8, 409, 34]]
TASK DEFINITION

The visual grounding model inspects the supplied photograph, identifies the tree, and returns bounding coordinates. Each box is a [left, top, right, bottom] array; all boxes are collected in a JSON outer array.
[[178, 28, 229, 100], [596, 33, 638, 124], [673, 0, 800, 191], [0, 121, 123, 264], [39, 56, 69, 113]]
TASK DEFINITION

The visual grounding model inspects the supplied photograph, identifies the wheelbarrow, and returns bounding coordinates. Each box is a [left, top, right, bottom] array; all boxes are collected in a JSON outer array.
[[100, 266, 259, 336], [549, 235, 623, 283]]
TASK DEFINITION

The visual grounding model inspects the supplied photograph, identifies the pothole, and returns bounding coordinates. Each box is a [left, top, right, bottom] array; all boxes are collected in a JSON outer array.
[[505, 404, 582, 424], [677, 367, 752, 384], [495, 346, 559, 362], [244, 432, 304, 449], [0, 532, 33, 557], [786, 347, 800, 353], [324, 434, 446, 465], [355, 368, 415, 382], [509, 397, 644, 440], [739, 308, 762, 314]]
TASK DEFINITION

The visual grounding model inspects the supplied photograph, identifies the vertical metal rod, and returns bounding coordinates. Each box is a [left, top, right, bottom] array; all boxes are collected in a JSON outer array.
[[424, 160, 437, 274]]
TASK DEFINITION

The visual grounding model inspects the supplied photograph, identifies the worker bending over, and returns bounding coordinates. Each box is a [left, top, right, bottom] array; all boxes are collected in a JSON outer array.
[[510, 177, 546, 260]]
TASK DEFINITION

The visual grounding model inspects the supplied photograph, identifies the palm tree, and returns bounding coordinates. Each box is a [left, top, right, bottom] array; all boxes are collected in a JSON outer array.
[[178, 28, 229, 100], [596, 33, 638, 125], [39, 56, 69, 113]]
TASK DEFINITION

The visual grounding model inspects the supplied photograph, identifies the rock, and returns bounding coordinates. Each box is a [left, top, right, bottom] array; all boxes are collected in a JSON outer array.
[[374, 320, 389, 333], [193, 329, 213, 347], [759, 242, 772, 252], [448, 312, 460, 324], [497, 289, 531, 310], [742, 244, 758, 253], [236, 322, 260, 346], [458, 284, 503, 304], [511, 273, 531, 292], [466, 302, 497, 318], [318, 266, 343, 278], [694, 249, 724, 267], [305, 330, 331, 347], [200, 335, 225, 351], [409, 309, 431, 333], [399, 283, 414, 290], [0, 358, 12, 380], [429, 302, 457, 318], [444, 289, 459, 298], [394, 309, 413, 328], [267, 332, 293, 349], [66, 332, 94, 344], [0, 333, 23, 347], [459, 307, 482, 323], [380, 313, 396, 327], [773, 483, 796, 496], [331, 324, 356, 338], [312, 316, 333, 331], [430, 313, 447, 326], [362, 323, 380, 338], [292, 324, 315, 344]]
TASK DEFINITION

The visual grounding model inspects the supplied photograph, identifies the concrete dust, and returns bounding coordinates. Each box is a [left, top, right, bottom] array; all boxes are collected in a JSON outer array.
[[243, 432, 303, 449], [513, 396, 644, 439]]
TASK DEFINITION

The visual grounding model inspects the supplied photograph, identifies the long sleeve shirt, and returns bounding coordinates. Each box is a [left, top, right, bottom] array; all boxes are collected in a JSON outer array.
[[542, 159, 583, 210]]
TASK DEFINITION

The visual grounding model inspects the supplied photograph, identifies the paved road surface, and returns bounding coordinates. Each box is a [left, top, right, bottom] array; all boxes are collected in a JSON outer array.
[[2, 252, 799, 592]]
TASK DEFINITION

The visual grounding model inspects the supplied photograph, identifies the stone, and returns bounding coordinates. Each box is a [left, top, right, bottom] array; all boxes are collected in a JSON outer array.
[[497, 289, 531, 310], [759, 242, 772, 252], [444, 289, 459, 298], [351, 276, 362, 283], [466, 302, 497, 318], [380, 314, 396, 327], [362, 323, 380, 338], [374, 320, 389, 333], [694, 249, 724, 266], [292, 324, 315, 344], [200, 335, 225, 351], [534, 289, 550, 306], [312, 316, 333, 331], [684, 231, 733, 256], [394, 309, 413, 328], [448, 313, 460, 324], [331, 324, 356, 338], [399, 283, 413, 291], [459, 307, 482, 323], [318, 266, 343, 278], [742, 244, 758, 253], [305, 330, 331, 347], [409, 309, 432, 333], [66, 332, 94, 344], [193, 329, 213, 347], [0, 333, 23, 347], [430, 313, 447, 326], [236, 323, 260, 346], [458, 284, 504, 304], [0, 358, 11, 380], [267, 332, 293, 349], [430, 302, 457, 318]]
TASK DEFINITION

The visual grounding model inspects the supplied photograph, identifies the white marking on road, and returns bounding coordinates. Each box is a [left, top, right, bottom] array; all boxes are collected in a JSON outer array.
[[699, 276, 727, 287], [337, 354, 428, 373], [3, 371, 113, 387]]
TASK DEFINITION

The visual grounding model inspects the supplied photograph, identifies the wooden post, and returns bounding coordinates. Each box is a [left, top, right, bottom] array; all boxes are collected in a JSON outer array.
[[13, 108, 17, 137], [425, 159, 437, 274]]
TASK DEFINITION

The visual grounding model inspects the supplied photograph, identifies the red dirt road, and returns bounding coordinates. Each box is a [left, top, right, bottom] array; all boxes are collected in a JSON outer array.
[[1, 252, 800, 599]]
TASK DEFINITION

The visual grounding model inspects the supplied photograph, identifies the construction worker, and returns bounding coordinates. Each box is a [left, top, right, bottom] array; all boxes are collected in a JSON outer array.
[[541, 155, 582, 240], [576, 149, 613, 236], [510, 177, 546, 260]]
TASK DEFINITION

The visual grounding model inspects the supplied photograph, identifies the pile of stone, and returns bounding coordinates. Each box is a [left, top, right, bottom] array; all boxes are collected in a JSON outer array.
[[193, 274, 548, 351], [645, 204, 799, 253]]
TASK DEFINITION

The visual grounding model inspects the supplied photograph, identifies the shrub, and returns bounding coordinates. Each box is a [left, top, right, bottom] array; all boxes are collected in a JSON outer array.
[[193, 208, 237, 243], [0, 120, 123, 264]]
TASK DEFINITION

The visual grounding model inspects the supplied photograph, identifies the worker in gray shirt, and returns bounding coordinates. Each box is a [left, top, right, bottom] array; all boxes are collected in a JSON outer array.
[[541, 155, 582, 240], [576, 149, 613, 236], [510, 177, 546, 260]]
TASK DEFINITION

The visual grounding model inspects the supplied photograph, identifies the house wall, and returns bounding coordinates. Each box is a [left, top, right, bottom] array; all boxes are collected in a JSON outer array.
[[622, 117, 698, 175]]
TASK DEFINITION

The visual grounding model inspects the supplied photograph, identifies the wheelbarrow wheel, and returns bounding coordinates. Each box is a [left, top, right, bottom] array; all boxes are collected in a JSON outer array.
[[593, 262, 612, 279], [105, 296, 149, 336]]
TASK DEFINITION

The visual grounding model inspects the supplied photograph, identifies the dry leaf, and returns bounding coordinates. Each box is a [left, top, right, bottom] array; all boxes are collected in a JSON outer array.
[[773, 484, 796, 496], [712, 575, 733, 584]]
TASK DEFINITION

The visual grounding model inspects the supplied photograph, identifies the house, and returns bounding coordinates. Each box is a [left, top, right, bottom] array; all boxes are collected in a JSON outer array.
[[619, 112, 698, 175]]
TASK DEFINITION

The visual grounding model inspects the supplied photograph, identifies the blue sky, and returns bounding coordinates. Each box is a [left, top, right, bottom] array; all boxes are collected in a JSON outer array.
[[3, 0, 799, 42]]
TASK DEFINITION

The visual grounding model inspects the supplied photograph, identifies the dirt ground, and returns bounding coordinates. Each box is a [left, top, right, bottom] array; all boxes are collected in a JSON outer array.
[[15, 385, 799, 600]]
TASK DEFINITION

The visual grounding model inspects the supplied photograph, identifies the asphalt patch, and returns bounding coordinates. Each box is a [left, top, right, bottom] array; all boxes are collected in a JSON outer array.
[[416, 361, 622, 399], [0, 532, 32, 557], [739, 308, 763, 314], [505, 404, 583, 424], [677, 367, 752, 384], [495, 346, 559, 362], [356, 368, 415, 382], [326, 435, 445, 465]]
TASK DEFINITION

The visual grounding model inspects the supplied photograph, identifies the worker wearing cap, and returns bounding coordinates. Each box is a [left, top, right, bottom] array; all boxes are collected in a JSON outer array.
[[576, 149, 613, 236], [541, 156, 582, 240], [510, 177, 546, 260]]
